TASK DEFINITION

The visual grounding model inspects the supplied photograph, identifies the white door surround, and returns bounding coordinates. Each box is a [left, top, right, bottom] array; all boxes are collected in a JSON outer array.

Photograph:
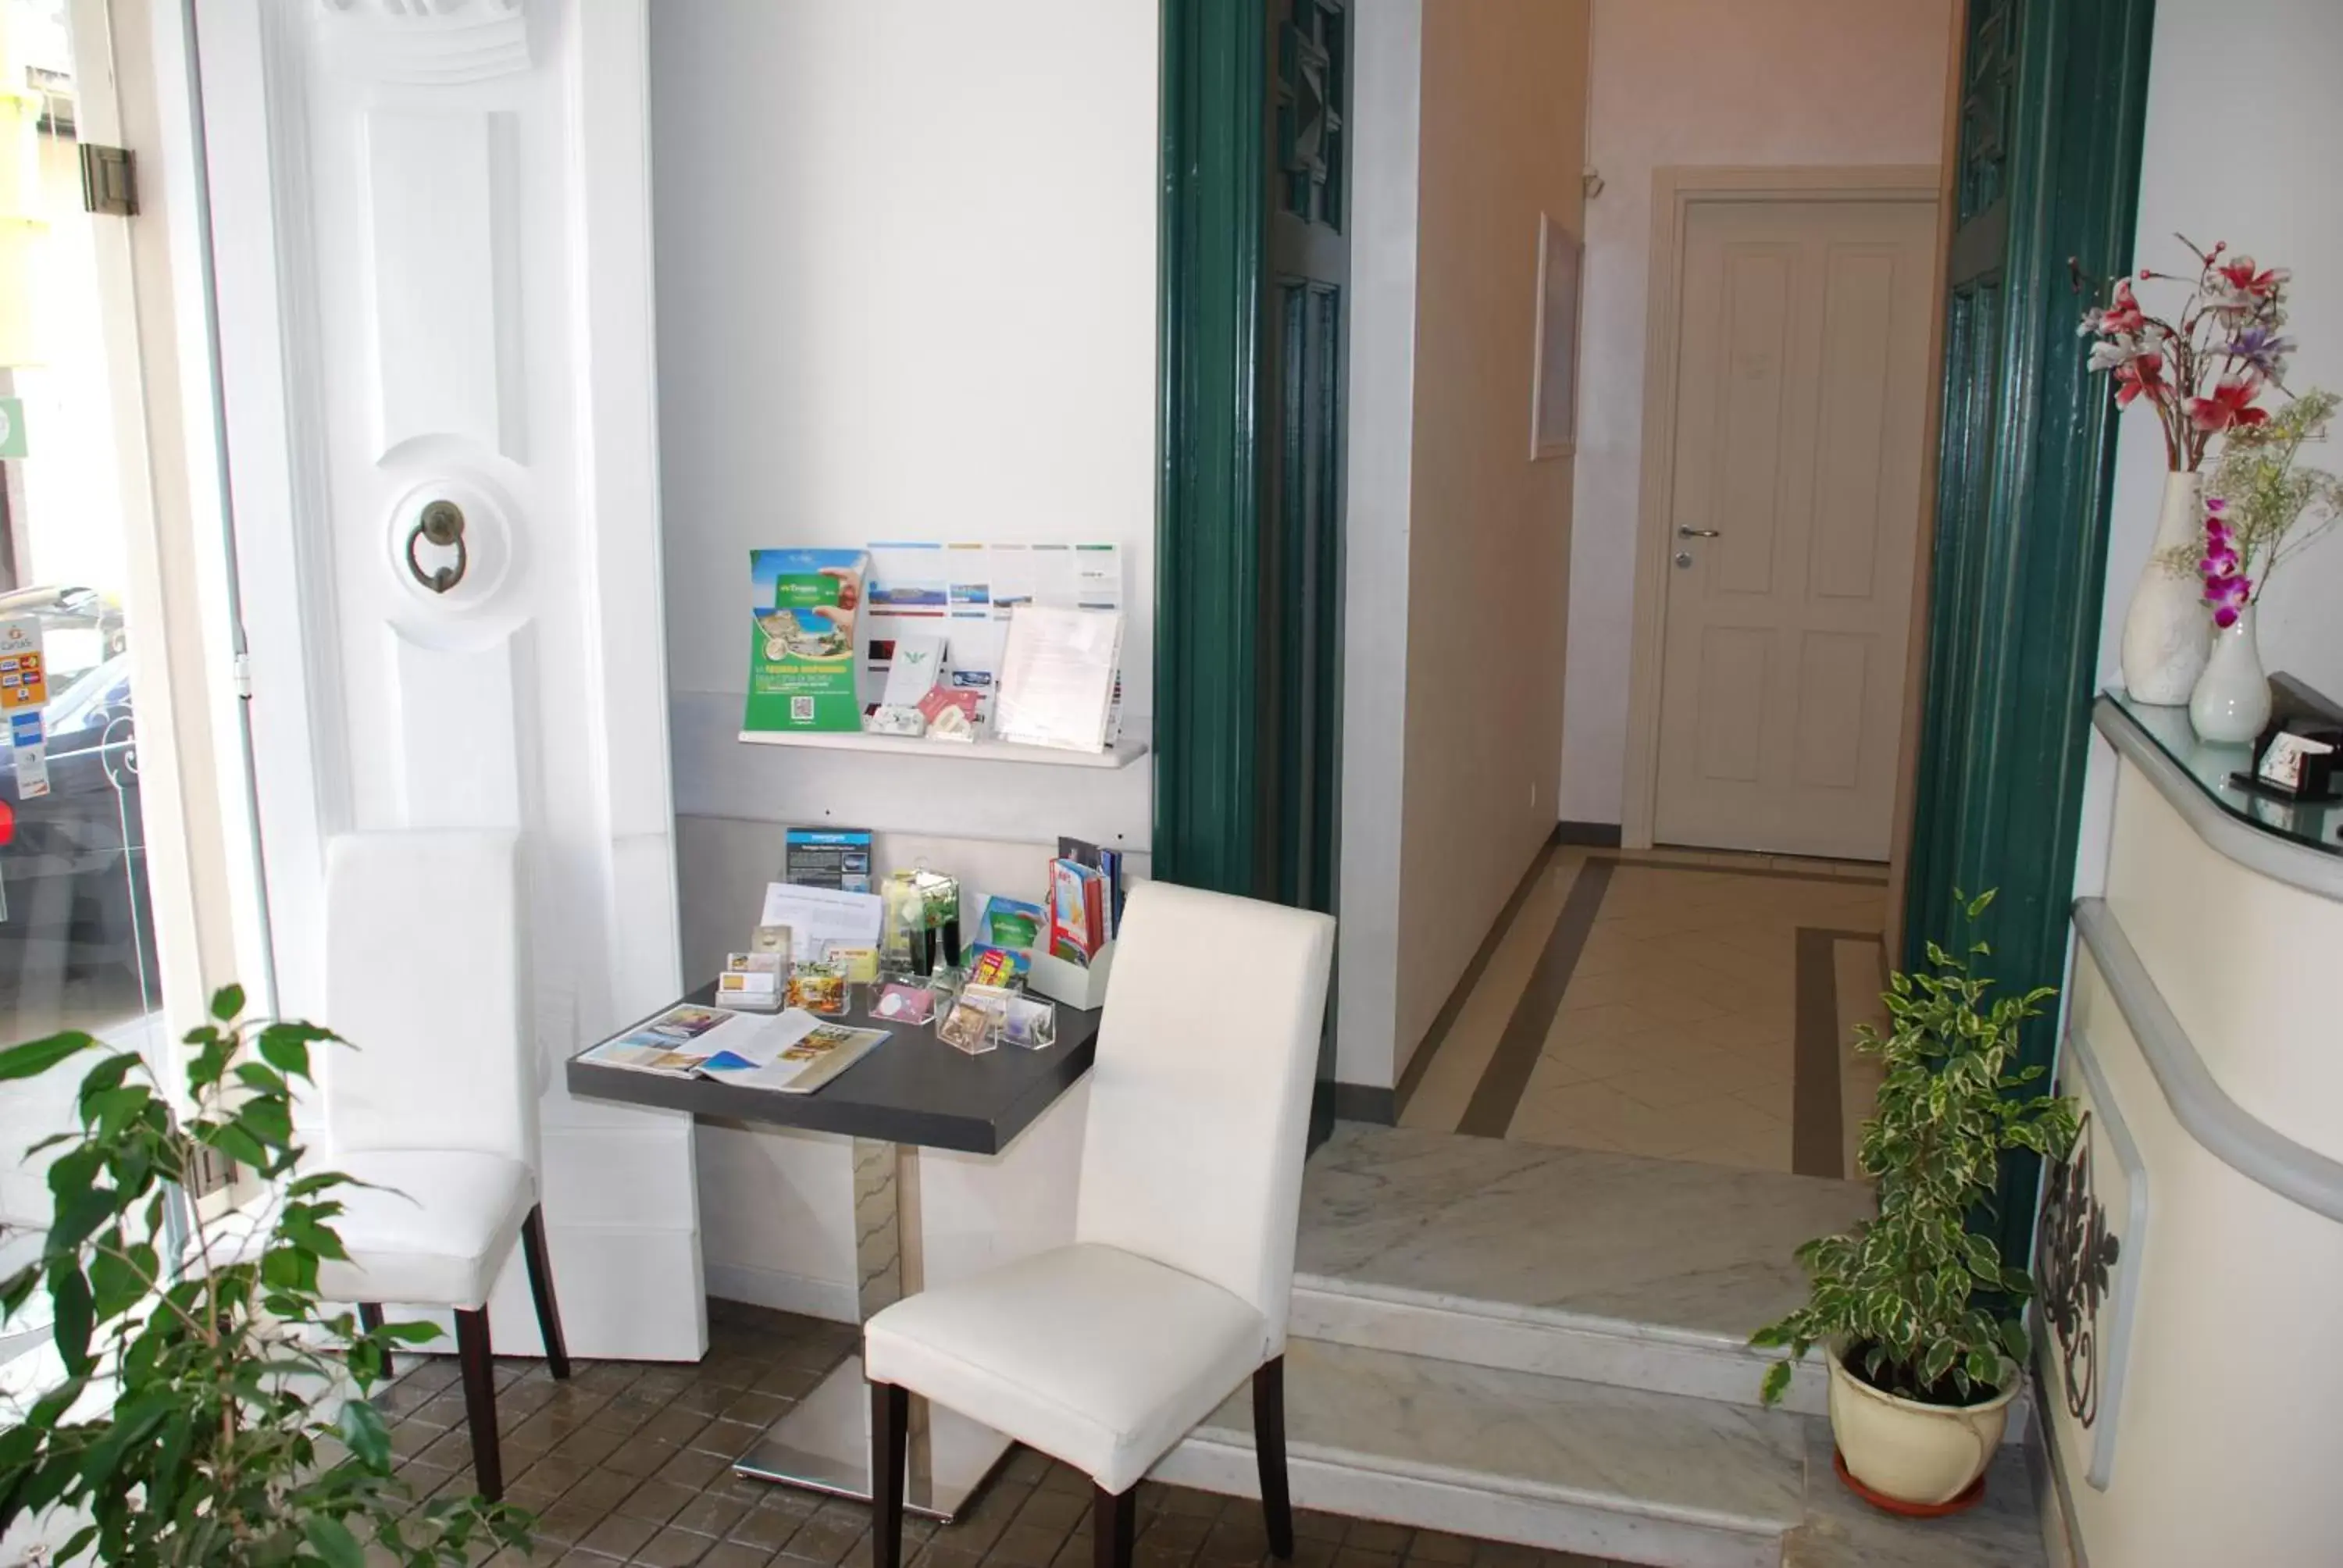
[[1619, 166, 1940, 858], [195, 0, 701, 1360]]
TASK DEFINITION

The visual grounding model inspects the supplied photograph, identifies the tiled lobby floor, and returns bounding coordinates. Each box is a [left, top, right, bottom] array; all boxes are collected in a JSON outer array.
[[1398, 847, 1889, 1178], [379, 1300, 1636, 1568]]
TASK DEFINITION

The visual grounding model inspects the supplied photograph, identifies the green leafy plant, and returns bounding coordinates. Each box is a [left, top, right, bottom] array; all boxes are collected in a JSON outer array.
[[1751, 893, 2080, 1408], [0, 988, 530, 1565]]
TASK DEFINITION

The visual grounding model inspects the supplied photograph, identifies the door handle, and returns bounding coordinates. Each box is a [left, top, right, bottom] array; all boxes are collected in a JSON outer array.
[[1677, 526, 1721, 539]]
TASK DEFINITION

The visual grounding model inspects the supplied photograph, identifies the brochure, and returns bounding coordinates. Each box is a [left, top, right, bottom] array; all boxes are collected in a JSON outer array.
[[992, 605, 1122, 752], [744, 548, 868, 733], [860, 540, 1125, 736], [580, 1004, 888, 1096], [758, 881, 885, 963], [783, 827, 874, 893]]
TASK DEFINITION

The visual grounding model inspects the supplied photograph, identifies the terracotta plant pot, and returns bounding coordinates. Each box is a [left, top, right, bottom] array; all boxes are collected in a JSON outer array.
[[1825, 1344, 2016, 1507]]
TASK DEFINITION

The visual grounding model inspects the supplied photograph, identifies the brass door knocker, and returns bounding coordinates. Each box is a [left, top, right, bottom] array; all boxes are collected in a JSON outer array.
[[405, 500, 469, 594]]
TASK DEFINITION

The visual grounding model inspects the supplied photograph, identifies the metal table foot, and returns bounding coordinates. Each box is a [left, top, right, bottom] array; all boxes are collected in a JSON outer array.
[[731, 1353, 1012, 1522], [731, 1139, 1010, 1523]]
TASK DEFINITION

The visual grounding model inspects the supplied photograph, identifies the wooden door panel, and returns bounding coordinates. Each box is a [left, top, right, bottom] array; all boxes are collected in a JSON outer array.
[[1691, 627, 1771, 783], [1655, 198, 1936, 859], [1810, 248, 1902, 600], [1711, 244, 1796, 599], [1793, 631, 1872, 789]]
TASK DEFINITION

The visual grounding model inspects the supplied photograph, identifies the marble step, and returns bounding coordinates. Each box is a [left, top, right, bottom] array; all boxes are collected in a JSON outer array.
[[1151, 1337, 1812, 1568], [1289, 1126, 2024, 1438], [1291, 1271, 1831, 1415]]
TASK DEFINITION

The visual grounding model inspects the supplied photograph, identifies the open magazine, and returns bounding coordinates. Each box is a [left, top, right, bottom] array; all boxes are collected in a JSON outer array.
[[580, 1003, 888, 1096]]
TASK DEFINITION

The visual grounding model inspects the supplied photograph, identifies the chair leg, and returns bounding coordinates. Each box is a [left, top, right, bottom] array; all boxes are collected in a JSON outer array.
[[356, 1302, 388, 1380], [1254, 1356, 1293, 1559], [519, 1206, 571, 1381], [1093, 1482, 1136, 1568], [870, 1381, 910, 1568], [454, 1307, 503, 1502]]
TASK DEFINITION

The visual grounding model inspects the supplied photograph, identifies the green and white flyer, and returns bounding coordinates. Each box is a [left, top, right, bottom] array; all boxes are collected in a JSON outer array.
[[744, 548, 868, 733]]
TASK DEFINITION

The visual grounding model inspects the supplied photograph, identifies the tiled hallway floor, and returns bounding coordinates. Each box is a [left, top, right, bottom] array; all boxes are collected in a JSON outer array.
[[1398, 847, 1889, 1178], [379, 1301, 1639, 1568]]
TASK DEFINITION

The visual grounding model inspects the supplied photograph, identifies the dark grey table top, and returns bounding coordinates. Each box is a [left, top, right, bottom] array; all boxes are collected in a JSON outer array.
[[564, 982, 1100, 1155]]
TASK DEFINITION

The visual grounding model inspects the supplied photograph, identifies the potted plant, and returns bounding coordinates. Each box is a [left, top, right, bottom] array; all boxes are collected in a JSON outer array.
[[1751, 893, 2079, 1510], [2081, 237, 2291, 705], [0, 989, 530, 1566], [2176, 387, 2343, 742]]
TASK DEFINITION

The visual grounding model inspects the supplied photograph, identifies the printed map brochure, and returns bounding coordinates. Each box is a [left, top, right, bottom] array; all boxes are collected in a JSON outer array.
[[580, 1004, 890, 1095], [745, 548, 868, 733]]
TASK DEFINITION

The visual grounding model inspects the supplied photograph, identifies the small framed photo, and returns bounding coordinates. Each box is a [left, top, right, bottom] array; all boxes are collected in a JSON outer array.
[[1530, 212, 1582, 461]]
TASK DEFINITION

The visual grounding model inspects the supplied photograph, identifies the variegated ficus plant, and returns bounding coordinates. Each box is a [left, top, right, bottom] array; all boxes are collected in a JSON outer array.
[[0, 989, 530, 1566], [1751, 893, 2079, 1408]]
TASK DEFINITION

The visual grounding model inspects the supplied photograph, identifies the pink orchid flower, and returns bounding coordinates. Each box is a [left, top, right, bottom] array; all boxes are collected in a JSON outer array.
[[2186, 376, 2270, 433]]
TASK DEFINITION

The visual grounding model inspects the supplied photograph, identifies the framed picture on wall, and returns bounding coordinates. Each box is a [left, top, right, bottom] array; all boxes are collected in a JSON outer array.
[[1530, 212, 1582, 461]]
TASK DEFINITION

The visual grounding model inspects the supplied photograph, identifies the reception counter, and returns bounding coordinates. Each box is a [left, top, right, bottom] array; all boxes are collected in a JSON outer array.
[[2033, 696, 2343, 1566]]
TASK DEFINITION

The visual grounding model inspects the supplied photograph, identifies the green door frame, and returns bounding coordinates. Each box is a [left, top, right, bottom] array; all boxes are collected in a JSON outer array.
[[1154, 0, 1268, 895], [1903, 0, 2156, 1265]]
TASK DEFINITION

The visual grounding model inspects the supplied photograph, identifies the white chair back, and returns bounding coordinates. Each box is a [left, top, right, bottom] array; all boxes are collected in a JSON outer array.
[[322, 830, 530, 1164], [1073, 882, 1335, 1347]]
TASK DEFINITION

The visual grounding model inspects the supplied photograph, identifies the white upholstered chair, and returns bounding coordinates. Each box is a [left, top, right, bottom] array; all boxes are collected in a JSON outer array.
[[865, 882, 1336, 1568], [320, 829, 567, 1502]]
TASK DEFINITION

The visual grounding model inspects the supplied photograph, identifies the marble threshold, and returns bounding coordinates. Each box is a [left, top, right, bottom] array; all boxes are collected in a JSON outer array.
[[1295, 1124, 1877, 1342], [1286, 1121, 2028, 1448], [1153, 1338, 2045, 1568]]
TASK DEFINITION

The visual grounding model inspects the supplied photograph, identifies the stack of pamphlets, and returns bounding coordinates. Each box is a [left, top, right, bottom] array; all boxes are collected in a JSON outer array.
[[580, 1004, 889, 1096], [1047, 857, 1109, 966]]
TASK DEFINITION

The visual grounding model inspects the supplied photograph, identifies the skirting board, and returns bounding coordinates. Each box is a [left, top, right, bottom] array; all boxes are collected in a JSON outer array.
[[1332, 1083, 1397, 1125], [1553, 820, 1623, 847], [2026, 1401, 2087, 1568], [705, 1260, 861, 1326]]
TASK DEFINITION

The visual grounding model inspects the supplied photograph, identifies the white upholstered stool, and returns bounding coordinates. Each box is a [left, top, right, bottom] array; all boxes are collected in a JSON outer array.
[[865, 882, 1336, 1568], [321, 830, 568, 1502]]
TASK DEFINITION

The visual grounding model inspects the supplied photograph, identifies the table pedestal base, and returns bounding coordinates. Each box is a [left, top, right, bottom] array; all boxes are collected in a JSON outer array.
[[732, 1355, 1014, 1523]]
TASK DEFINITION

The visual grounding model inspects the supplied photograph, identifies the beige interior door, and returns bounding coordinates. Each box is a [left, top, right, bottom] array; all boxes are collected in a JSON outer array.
[[1652, 196, 1936, 860]]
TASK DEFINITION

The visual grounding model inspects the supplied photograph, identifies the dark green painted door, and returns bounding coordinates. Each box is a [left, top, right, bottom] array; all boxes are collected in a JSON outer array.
[[1261, 0, 1347, 921], [1263, 0, 1349, 1148], [1903, 0, 2153, 1263], [1157, 0, 1349, 1145]]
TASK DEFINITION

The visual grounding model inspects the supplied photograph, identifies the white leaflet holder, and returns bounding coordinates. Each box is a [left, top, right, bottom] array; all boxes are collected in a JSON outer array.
[[1025, 939, 1113, 1011]]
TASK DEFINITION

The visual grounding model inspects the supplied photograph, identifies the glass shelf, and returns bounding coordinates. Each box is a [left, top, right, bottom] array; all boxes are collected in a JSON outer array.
[[2103, 688, 2343, 857]]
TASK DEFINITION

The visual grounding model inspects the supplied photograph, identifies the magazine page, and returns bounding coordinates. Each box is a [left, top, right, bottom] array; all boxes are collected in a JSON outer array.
[[578, 1003, 755, 1076], [733, 1017, 892, 1095]]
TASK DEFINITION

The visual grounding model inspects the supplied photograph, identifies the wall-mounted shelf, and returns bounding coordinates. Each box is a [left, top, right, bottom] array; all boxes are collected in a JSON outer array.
[[737, 729, 1148, 771]]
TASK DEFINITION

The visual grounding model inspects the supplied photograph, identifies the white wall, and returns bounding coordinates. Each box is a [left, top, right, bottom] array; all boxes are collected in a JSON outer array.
[[1559, 0, 1952, 826], [2075, 0, 2343, 900], [1334, 0, 1588, 1085], [651, 1, 1158, 850], [649, 2, 1159, 1312], [1334, 0, 1423, 1088]]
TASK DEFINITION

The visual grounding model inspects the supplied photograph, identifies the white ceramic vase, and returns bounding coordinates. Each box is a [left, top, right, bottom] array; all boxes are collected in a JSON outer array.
[[1827, 1345, 2017, 1506], [2119, 470, 2213, 704], [2189, 603, 2272, 745]]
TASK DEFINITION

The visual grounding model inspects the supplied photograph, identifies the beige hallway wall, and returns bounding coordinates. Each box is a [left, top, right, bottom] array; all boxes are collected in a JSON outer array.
[[1558, 0, 1952, 829], [1392, 0, 1590, 1072]]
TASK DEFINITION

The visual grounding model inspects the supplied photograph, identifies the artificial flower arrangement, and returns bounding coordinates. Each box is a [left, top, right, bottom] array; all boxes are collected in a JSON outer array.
[[2080, 237, 2292, 472], [2174, 389, 2343, 627]]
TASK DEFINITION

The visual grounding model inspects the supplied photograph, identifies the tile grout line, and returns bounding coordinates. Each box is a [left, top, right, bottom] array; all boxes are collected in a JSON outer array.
[[1792, 927, 1878, 1179], [1457, 860, 1614, 1140]]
